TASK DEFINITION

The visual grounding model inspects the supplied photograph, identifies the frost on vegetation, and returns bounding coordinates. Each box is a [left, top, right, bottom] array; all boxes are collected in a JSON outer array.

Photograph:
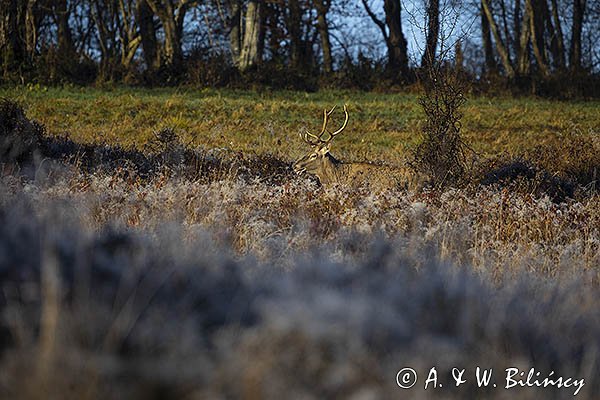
[[4, 99, 600, 398], [1, 119, 600, 397], [1, 166, 599, 275], [0, 199, 598, 399]]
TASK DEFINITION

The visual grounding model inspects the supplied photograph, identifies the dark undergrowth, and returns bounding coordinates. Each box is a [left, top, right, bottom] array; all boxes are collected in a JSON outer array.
[[478, 159, 576, 203], [5, 52, 600, 99]]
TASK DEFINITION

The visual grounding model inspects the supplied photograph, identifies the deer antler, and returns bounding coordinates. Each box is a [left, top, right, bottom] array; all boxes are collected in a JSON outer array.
[[329, 104, 349, 139], [301, 105, 349, 145], [302, 106, 336, 145]]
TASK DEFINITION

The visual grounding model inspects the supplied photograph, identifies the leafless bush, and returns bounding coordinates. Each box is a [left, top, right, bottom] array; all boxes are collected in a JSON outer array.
[[411, 59, 471, 189]]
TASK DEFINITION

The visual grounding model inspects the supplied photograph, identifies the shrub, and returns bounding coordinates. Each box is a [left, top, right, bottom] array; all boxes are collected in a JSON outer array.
[[0, 99, 43, 164], [186, 52, 239, 88], [411, 65, 470, 188]]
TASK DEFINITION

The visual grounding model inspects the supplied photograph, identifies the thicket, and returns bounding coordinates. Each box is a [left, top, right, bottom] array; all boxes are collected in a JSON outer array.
[[4, 53, 600, 99]]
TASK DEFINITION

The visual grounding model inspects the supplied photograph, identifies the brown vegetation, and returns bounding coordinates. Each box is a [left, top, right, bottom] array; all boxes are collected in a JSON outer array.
[[0, 99, 599, 399]]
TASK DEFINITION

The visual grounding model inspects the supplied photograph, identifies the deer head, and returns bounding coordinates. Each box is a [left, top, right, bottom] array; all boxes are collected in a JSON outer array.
[[293, 104, 349, 184]]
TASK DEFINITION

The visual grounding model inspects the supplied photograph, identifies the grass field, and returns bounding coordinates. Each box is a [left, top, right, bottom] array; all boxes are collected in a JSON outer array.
[[3, 85, 599, 162], [0, 86, 599, 399]]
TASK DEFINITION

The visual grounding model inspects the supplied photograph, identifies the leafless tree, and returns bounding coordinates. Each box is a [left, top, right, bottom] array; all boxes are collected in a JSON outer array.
[[361, 0, 409, 79]]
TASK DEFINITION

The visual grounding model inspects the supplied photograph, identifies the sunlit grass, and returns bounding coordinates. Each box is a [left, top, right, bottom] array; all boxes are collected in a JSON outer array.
[[1, 85, 598, 165]]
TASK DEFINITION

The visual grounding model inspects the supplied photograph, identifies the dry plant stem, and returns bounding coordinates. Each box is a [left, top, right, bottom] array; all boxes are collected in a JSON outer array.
[[37, 241, 61, 382]]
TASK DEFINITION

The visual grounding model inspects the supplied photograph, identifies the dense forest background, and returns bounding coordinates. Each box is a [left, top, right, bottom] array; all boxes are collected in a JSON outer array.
[[1, 0, 599, 96]]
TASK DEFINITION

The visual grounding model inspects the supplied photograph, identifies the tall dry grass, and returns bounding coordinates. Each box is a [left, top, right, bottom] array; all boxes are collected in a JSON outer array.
[[0, 99, 599, 399]]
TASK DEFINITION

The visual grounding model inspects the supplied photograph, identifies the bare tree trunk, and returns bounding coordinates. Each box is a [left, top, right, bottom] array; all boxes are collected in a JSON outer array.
[[499, 0, 512, 60], [314, 0, 332, 73], [288, 0, 303, 70], [454, 40, 464, 70], [513, 0, 522, 59], [1, 0, 26, 74], [162, 16, 182, 68], [383, 0, 408, 78], [56, 0, 75, 57], [257, 6, 265, 63], [540, 0, 556, 64], [421, 0, 439, 69], [145, 0, 190, 70], [517, 4, 531, 74], [481, 0, 497, 74], [569, 0, 585, 71], [239, 0, 262, 71], [91, 0, 113, 78], [116, 0, 141, 71], [25, 0, 39, 61], [121, 38, 140, 70], [527, 0, 549, 75], [549, 0, 565, 69], [362, 0, 408, 79], [228, 0, 241, 66], [482, 0, 515, 77], [540, 0, 562, 70], [136, 0, 158, 71]]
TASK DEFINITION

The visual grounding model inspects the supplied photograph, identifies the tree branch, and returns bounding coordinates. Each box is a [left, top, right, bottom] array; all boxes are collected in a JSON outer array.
[[361, 0, 388, 41]]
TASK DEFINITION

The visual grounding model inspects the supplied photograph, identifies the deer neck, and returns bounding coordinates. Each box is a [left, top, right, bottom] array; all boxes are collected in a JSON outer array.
[[316, 153, 345, 184]]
